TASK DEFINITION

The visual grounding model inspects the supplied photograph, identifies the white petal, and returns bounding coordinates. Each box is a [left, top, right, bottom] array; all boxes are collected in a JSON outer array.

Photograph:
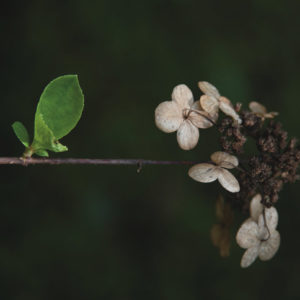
[[217, 168, 240, 193], [236, 218, 259, 249], [210, 151, 239, 169], [257, 217, 269, 241], [176, 120, 199, 150], [155, 101, 182, 133], [219, 97, 242, 124], [264, 207, 279, 231], [200, 95, 219, 119], [249, 101, 267, 115], [258, 207, 279, 234], [241, 246, 260, 268], [259, 230, 280, 261], [172, 84, 194, 108], [250, 194, 264, 222], [198, 81, 220, 98], [188, 163, 218, 183]]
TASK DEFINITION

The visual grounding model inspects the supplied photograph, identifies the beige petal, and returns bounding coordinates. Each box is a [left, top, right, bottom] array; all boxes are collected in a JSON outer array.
[[249, 101, 267, 115], [176, 120, 199, 150], [250, 194, 263, 222], [219, 97, 242, 124], [241, 246, 260, 268], [191, 101, 216, 126], [259, 230, 280, 261], [172, 84, 194, 108], [217, 168, 240, 193], [264, 207, 279, 231], [257, 217, 269, 241], [155, 101, 183, 133], [236, 218, 259, 249], [200, 95, 219, 118], [188, 111, 214, 129], [210, 151, 239, 169], [188, 163, 218, 183], [191, 100, 201, 110], [198, 81, 220, 98], [264, 112, 279, 119]]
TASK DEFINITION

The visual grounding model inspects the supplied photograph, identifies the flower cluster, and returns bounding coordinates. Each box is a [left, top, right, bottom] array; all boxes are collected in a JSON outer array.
[[155, 81, 300, 268]]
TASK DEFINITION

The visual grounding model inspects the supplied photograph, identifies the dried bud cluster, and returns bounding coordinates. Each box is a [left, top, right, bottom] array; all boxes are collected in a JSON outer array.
[[230, 118, 300, 210], [155, 81, 299, 268]]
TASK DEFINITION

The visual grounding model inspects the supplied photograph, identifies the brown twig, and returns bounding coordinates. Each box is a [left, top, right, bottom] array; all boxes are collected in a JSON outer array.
[[0, 157, 200, 167]]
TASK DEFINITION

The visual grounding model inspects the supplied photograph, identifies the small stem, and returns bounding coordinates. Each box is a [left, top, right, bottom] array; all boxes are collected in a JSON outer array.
[[183, 108, 217, 126], [23, 147, 34, 158]]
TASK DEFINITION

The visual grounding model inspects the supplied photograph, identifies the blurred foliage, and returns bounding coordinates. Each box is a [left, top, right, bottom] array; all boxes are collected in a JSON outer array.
[[1, 0, 300, 299]]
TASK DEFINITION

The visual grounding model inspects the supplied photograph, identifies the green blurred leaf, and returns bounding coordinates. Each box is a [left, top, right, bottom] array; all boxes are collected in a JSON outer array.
[[35, 74, 84, 139], [12, 121, 30, 147]]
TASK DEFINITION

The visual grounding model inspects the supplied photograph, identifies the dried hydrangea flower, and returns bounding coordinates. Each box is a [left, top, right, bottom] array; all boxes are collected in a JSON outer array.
[[198, 81, 242, 124], [188, 151, 240, 193], [236, 195, 280, 268], [155, 84, 213, 150], [211, 195, 233, 257], [249, 101, 278, 120]]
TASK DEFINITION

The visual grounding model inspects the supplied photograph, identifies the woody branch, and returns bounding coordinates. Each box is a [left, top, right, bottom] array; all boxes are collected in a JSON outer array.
[[0, 157, 200, 167]]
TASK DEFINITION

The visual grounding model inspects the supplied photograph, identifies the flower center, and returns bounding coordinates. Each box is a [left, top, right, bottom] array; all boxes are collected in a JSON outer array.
[[182, 108, 191, 120]]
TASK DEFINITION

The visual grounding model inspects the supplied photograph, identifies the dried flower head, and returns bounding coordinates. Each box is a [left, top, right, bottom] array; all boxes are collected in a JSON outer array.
[[236, 194, 280, 268], [155, 79, 299, 268], [198, 81, 242, 124], [188, 151, 240, 193], [249, 101, 278, 120], [155, 84, 213, 150], [211, 195, 234, 257]]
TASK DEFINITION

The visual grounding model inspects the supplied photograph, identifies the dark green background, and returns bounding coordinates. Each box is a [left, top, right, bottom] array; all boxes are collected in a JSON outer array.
[[1, 1, 300, 299]]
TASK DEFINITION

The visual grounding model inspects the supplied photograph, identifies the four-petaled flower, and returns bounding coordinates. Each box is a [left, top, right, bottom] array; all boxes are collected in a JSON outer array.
[[236, 194, 280, 268], [188, 151, 240, 193], [155, 84, 214, 150], [249, 101, 278, 120], [198, 81, 242, 124]]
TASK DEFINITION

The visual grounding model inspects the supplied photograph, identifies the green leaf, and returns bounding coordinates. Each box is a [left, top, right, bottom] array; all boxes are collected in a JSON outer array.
[[35, 149, 49, 157], [32, 113, 68, 153], [35, 74, 84, 140], [12, 121, 30, 147], [31, 74, 84, 155]]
